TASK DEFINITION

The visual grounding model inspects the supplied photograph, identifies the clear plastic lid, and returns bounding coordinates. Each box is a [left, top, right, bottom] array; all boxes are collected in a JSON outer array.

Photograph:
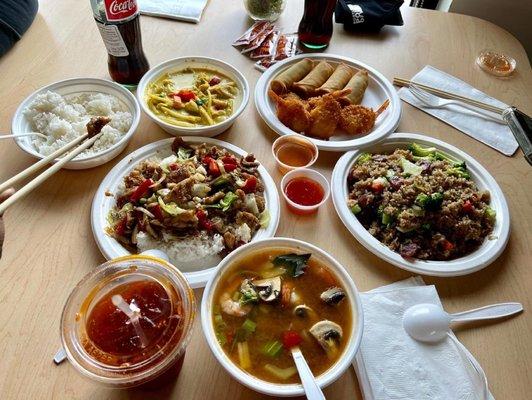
[[60, 255, 195, 388]]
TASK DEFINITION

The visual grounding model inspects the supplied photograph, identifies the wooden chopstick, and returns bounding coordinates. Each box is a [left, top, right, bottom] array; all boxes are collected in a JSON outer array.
[[393, 78, 506, 114], [0, 133, 89, 194], [0, 132, 102, 215]]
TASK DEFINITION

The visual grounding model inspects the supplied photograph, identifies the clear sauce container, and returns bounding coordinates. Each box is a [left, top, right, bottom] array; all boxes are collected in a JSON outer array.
[[476, 49, 516, 77], [272, 134, 318, 174], [60, 255, 196, 389]]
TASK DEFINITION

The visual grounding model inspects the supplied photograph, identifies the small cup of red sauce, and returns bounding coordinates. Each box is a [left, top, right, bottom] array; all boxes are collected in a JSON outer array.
[[281, 168, 330, 215], [60, 255, 195, 389], [272, 134, 318, 174]]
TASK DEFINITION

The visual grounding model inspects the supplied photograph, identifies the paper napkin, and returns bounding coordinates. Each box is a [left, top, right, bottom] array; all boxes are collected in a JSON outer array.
[[138, 0, 209, 23], [353, 277, 494, 400], [398, 66, 518, 156]]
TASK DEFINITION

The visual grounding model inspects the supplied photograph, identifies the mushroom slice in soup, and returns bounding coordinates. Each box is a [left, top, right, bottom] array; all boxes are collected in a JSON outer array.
[[253, 277, 281, 302], [294, 304, 313, 318], [310, 320, 343, 353], [320, 287, 346, 306]]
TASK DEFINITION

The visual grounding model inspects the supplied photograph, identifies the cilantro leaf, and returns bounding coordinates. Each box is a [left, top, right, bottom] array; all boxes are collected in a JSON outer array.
[[272, 253, 311, 277]]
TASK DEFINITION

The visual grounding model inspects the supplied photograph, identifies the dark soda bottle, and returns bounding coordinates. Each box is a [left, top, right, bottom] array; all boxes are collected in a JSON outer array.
[[298, 0, 337, 50], [90, 0, 150, 87]]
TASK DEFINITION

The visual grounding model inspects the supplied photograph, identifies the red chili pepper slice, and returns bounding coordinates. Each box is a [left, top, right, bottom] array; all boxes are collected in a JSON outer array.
[[221, 155, 237, 165], [281, 330, 302, 349], [151, 204, 164, 221], [208, 159, 221, 177], [114, 217, 128, 236], [462, 200, 473, 213], [223, 163, 237, 172], [169, 89, 196, 102], [130, 179, 153, 203], [242, 176, 257, 193], [442, 239, 455, 251], [196, 209, 214, 231]]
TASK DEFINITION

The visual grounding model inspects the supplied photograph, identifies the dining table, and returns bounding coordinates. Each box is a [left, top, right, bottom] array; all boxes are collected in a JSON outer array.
[[0, 0, 530, 399]]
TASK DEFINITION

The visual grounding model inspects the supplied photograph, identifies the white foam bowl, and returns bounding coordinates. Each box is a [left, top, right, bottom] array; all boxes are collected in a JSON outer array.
[[137, 57, 250, 137], [11, 78, 140, 170], [201, 237, 363, 397], [331, 133, 510, 277]]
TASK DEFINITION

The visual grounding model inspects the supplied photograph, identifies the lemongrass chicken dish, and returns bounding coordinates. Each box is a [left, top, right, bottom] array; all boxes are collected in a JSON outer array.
[[146, 67, 240, 127], [213, 248, 351, 384], [107, 138, 269, 270]]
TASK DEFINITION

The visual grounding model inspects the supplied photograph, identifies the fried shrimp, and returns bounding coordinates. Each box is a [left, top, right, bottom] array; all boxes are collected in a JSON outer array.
[[306, 89, 350, 139], [268, 89, 311, 133], [339, 99, 390, 135]]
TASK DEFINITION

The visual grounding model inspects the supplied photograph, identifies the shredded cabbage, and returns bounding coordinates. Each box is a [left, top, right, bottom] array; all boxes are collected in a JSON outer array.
[[157, 197, 187, 216]]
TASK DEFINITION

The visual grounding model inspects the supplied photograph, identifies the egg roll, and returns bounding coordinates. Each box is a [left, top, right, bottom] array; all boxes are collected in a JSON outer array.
[[316, 63, 354, 95], [342, 69, 369, 105], [270, 58, 314, 94], [292, 61, 335, 97]]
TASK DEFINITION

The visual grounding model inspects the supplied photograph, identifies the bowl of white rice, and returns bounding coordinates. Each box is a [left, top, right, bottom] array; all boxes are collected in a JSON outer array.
[[11, 78, 140, 170]]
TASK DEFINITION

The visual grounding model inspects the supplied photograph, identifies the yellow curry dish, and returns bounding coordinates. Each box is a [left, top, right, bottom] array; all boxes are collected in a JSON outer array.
[[145, 68, 240, 128]]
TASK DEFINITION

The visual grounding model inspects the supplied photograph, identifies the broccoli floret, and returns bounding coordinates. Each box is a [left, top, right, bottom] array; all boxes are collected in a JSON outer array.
[[485, 207, 496, 222], [408, 143, 437, 157], [447, 167, 471, 179], [356, 152, 372, 164], [415, 193, 430, 207], [453, 160, 467, 170], [415, 192, 444, 211], [381, 213, 393, 225], [434, 151, 467, 169], [351, 204, 362, 215]]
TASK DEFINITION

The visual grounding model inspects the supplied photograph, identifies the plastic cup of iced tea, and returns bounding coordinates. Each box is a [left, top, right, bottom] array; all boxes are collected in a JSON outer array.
[[60, 255, 196, 389]]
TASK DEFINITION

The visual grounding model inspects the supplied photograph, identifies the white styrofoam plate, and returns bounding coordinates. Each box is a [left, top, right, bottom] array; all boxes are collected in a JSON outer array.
[[91, 137, 280, 288], [255, 54, 401, 152], [11, 78, 140, 170], [331, 133, 510, 277]]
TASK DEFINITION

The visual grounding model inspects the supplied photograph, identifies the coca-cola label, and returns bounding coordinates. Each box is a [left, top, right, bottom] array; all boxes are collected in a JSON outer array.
[[104, 0, 138, 21]]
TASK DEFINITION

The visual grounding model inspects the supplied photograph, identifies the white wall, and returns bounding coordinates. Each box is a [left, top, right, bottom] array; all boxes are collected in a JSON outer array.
[[449, 0, 531, 63]]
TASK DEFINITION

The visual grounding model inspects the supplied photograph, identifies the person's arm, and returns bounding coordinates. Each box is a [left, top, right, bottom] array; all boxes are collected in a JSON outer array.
[[0, 188, 15, 258]]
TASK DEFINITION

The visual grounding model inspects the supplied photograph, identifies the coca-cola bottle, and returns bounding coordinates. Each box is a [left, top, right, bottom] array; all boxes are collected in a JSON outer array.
[[298, 0, 337, 50], [90, 0, 150, 86]]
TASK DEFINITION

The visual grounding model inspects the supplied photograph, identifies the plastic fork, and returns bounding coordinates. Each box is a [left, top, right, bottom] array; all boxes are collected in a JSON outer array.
[[408, 85, 505, 124]]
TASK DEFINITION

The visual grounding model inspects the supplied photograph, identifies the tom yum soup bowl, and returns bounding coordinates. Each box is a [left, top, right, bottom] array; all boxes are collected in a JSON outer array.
[[201, 237, 363, 397], [137, 56, 250, 137]]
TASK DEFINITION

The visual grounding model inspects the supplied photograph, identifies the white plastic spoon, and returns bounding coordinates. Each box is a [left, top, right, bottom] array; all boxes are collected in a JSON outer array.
[[403, 302, 523, 343], [290, 347, 326, 400]]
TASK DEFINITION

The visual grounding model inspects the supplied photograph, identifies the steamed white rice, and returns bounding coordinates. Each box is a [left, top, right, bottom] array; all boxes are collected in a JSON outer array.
[[24, 90, 133, 158], [136, 231, 226, 272]]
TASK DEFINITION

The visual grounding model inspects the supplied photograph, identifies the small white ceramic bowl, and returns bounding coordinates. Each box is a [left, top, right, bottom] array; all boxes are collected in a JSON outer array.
[[331, 133, 510, 277], [11, 78, 140, 170], [281, 168, 331, 214], [201, 237, 363, 397], [137, 57, 250, 137]]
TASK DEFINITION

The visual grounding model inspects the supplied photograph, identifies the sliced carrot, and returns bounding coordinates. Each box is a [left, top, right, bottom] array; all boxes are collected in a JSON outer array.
[[281, 281, 293, 308]]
